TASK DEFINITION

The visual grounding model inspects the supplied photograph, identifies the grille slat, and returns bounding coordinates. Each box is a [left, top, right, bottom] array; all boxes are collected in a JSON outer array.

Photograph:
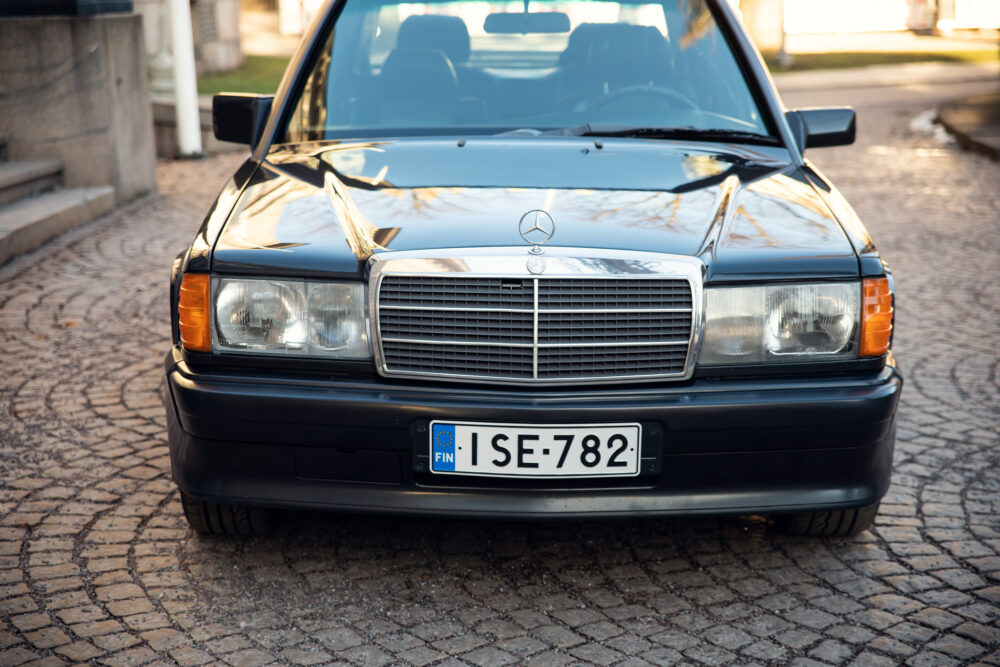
[[380, 310, 534, 344], [538, 311, 692, 344], [378, 275, 693, 383], [383, 341, 534, 378], [538, 278, 692, 310], [380, 277, 534, 309], [538, 346, 688, 377]]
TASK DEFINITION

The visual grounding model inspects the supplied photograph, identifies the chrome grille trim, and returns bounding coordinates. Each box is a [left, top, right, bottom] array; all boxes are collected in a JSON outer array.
[[381, 338, 532, 348], [379, 305, 534, 312], [379, 338, 690, 348], [532, 277, 539, 379], [379, 305, 692, 313], [369, 248, 705, 386]]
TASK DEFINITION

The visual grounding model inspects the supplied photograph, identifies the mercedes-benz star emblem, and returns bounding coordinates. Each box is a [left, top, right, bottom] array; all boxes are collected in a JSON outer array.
[[519, 210, 555, 254]]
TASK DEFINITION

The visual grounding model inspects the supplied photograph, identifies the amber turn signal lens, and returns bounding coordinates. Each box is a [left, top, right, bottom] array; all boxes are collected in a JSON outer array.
[[178, 273, 211, 352], [860, 277, 892, 357]]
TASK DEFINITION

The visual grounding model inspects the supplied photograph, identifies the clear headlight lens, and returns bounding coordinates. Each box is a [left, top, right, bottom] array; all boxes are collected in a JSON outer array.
[[308, 282, 366, 352], [700, 282, 859, 365], [215, 279, 307, 350], [213, 278, 369, 358]]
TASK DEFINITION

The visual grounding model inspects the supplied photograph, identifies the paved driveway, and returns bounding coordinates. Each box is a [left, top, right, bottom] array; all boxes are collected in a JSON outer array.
[[1, 75, 998, 666]]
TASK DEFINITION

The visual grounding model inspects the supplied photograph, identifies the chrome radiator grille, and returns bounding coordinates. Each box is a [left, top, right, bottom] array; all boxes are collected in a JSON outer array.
[[376, 274, 695, 384]]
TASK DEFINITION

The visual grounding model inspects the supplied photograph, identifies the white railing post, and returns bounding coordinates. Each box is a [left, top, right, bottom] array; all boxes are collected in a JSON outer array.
[[168, 0, 203, 156]]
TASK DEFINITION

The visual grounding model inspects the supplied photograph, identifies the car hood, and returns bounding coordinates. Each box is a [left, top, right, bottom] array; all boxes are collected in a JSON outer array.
[[212, 137, 860, 282]]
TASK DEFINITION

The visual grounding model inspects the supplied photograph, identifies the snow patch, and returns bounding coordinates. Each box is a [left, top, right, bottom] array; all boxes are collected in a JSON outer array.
[[909, 109, 956, 145]]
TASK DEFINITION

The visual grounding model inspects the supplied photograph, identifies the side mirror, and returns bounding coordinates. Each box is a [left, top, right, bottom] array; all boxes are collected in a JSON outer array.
[[212, 94, 274, 148], [786, 107, 856, 151]]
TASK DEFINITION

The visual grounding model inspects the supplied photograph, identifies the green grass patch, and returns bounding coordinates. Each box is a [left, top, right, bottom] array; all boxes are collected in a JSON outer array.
[[198, 55, 291, 95], [765, 49, 998, 73]]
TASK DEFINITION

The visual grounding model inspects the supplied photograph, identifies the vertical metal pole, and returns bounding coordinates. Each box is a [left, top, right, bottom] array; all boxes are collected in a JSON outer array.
[[168, 0, 203, 156], [777, 0, 793, 69]]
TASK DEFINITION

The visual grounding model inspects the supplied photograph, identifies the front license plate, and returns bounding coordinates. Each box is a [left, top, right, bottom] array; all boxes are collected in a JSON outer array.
[[429, 421, 641, 478]]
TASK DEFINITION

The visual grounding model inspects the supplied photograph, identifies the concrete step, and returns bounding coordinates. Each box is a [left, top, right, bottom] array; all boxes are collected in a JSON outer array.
[[0, 160, 63, 206], [0, 186, 115, 266]]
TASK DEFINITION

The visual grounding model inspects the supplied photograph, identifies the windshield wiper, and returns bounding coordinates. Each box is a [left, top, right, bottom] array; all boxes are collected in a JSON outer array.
[[545, 123, 780, 146]]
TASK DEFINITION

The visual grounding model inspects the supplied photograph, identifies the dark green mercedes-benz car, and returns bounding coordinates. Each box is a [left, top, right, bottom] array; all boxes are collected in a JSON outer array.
[[165, 0, 900, 535]]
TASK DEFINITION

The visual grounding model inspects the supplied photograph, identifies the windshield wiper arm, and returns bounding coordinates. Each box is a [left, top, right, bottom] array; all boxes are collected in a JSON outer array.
[[547, 124, 780, 145]]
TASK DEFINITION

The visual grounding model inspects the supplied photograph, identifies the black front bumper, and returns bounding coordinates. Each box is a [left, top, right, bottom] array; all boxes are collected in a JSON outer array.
[[165, 348, 901, 519]]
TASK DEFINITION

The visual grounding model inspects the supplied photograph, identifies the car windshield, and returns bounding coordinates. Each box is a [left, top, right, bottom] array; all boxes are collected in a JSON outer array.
[[283, 0, 770, 142]]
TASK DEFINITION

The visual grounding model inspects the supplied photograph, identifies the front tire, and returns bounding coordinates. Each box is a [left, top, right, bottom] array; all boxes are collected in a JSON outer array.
[[778, 503, 879, 537], [180, 491, 271, 536]]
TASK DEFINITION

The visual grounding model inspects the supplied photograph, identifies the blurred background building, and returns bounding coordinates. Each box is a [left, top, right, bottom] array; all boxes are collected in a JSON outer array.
[[239, 0, 998, 60], [738, 0, 998, 53], [135, 0, 243, 75]]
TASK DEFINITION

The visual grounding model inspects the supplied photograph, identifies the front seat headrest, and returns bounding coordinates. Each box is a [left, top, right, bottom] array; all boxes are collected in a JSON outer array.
[[377, 48, 460, 125], [397, 15, 472, 65]]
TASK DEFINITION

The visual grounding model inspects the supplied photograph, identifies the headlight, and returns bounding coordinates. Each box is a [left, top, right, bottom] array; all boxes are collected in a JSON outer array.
[[213, 278, 370, 358], [700, 283, 859, 365]]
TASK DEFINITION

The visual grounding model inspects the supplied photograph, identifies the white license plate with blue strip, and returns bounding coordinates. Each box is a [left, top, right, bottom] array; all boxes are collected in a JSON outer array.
[[429, 421, 641, 478]]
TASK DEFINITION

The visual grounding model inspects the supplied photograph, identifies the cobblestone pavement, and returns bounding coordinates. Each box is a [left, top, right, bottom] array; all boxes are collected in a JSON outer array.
[[2, 79, 999, 666]]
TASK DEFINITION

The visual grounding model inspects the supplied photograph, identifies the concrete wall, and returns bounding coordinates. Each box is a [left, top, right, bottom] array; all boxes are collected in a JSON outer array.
[[0, 15, 157, 203]]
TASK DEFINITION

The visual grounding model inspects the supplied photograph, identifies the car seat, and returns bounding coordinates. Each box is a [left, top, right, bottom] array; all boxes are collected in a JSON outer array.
[[376, 48, 460, 126]]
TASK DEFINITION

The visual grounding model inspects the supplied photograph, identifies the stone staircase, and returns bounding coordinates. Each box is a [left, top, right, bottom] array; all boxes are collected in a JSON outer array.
[[0, 135, 115, 266]]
